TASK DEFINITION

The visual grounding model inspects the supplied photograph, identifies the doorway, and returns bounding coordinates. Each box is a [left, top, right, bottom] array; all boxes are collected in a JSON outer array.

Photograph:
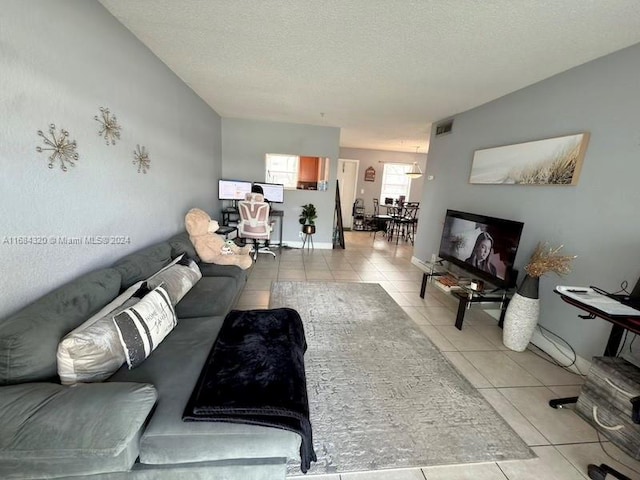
[[337, 159, 359, 229]]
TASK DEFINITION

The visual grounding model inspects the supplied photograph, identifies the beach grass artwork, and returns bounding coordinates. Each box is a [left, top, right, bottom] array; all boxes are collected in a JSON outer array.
[[470, 133, 590, 185]]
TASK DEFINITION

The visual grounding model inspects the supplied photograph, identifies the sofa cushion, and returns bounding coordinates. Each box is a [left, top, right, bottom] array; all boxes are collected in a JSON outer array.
[[108, 316, 300, 465], [0, 268, 122, 385], [113, 242, 172, 290], [57, 281, 146, 385], [0, 382, 157, 479], [174, 276, 240, 318], [114, 286, 177, 369], [146, 254, 202, 306], [167, 231, 200, 262], [197, 262, 249, 284]]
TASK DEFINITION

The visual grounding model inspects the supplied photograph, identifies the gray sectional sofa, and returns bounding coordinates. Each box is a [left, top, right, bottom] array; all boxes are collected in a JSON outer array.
[[0, 232, 300, 480]]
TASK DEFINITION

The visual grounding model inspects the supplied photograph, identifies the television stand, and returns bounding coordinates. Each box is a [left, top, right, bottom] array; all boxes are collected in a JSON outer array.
[[416, 261, 511, 330], [451, 287, 511, 330]]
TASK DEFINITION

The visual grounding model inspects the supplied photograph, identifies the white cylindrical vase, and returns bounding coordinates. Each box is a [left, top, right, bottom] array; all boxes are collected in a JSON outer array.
[[503, 275, 540, 352]]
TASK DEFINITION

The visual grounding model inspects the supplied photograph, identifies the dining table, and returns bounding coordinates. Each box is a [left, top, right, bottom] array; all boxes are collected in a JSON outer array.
[[381, 203, 419, 243]]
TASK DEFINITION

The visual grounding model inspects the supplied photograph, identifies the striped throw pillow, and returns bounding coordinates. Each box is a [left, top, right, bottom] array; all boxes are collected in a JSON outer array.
[[113, 285, 177, 369]]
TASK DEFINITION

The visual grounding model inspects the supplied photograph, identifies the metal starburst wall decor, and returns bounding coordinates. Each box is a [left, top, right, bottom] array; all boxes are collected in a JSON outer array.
[[94, 107, 121, 145], [133, 144, 151, 174], [36, 124, 79, 172]]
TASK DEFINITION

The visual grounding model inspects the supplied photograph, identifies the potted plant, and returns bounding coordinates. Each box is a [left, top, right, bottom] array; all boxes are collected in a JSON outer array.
[[503, 242, 576, 351], [299, 203, 317, 235]]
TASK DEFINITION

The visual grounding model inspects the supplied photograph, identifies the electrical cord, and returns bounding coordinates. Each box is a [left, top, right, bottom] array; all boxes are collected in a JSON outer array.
[[538, 326, 576, 367], [590, 281, 630, 298], [595, 430, 640, 478], [629, 334, 637, 355], [531, 324, 586, 377], [616, 330, 629, 358], [614, 280, 630, 295]]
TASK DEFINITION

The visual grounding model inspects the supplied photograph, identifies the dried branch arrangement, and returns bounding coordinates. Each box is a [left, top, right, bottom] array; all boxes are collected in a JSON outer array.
[[524, 242, 576, 278]]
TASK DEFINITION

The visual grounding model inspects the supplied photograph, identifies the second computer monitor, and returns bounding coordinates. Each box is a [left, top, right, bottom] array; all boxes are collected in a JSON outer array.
[[253, 182, 284, 203]]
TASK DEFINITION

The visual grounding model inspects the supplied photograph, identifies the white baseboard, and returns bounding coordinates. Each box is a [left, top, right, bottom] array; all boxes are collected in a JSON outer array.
[[282, 241, 334, 250], [411, 256, 427, 269]]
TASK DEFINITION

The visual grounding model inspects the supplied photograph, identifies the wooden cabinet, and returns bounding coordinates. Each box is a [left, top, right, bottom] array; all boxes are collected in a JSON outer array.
[[299, 156, 319, 182]]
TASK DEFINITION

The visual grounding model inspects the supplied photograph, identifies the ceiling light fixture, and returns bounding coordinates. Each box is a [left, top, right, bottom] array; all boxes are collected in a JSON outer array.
[[406, 146, 423, 179]]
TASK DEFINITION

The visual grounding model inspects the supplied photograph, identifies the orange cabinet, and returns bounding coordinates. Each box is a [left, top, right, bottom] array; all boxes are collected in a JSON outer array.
[[299, 156, 319, 182]]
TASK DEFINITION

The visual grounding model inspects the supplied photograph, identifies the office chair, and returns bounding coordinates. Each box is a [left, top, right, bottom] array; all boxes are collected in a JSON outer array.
[[237, 193, 276, 260]]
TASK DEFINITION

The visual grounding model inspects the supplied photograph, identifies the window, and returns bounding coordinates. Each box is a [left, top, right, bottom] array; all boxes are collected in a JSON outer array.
[[265, 154, 299, 189], [380, 163, 412, 202]]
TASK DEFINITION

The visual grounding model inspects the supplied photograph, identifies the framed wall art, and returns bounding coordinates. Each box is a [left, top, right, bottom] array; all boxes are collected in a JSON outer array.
[[364, 166, 376, 182], [469, 132, 590, 185]]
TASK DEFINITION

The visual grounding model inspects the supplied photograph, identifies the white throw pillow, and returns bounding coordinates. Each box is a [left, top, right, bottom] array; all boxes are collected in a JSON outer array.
[[57, 281, 146, 385], [113, 285, 177, 369], [146, 254, 202, 305]]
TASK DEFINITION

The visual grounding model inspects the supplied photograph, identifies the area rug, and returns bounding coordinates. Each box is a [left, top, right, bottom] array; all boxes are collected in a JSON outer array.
[[269, 281, 535, 476]]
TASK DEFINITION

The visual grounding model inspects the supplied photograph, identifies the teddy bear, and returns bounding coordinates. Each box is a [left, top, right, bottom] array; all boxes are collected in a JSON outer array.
[[185, 208, 253, 270]]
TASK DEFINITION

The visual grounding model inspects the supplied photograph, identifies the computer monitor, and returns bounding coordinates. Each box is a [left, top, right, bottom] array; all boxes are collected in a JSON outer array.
[[253, 182, 284, 203], [218, 179, 252, 201]]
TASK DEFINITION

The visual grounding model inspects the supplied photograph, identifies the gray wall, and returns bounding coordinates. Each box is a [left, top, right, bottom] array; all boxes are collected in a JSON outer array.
[[414, 42, 640, 360], [339, 148, 427, 214], [0, 1, 222, 318], [221, 118, 340, 246]]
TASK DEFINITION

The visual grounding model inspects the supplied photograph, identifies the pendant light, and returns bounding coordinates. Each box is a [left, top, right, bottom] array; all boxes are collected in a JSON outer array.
[[406, 146, 423, 179]]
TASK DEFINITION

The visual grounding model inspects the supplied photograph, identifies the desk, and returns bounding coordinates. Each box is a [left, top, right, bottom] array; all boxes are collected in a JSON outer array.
[[215, 226, 236, 239], [554, 290, 640, 357], [550, 289, 640, 480], [222, 207, 284, 246], [549, 290, 640, 403], [221, 207, 240, 227]]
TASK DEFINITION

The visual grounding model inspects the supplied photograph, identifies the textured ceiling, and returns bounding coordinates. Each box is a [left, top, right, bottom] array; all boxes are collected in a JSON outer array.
[[99, 0, 640, 153]]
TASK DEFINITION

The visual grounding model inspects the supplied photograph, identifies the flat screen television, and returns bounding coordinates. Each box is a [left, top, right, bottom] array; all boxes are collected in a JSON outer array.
[[218, 179, 252, 201], [253, 182, 284, 203], [438, 209, 524, 289]]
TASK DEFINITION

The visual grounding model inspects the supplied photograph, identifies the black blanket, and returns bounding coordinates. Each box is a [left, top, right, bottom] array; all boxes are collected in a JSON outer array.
[[183, 308, 317, 473]]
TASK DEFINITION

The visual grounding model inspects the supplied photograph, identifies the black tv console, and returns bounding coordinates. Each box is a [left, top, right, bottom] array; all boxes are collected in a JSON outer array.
[[450, 288, 511, 330], [417, 262, 512, 330]]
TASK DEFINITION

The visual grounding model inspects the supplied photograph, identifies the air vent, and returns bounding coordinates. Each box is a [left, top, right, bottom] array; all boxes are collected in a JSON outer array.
[[435, 120, 453, 136]]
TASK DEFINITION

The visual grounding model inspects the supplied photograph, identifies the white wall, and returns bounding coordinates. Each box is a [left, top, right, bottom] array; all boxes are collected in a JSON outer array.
[[221, 118, 340, 246], [0, 1, 222, 318], [414, 42, 640, 361]]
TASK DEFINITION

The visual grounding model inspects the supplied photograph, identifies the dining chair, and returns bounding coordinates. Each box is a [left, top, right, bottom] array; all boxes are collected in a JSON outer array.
[[371, 198, 392, 240], [398, 203, 419, 245]]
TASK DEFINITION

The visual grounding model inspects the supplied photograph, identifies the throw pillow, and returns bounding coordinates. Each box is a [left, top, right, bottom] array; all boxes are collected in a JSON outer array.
[[146, 254, 202, 306], [113, 285, 177, 369], [57, 281, 145, 385]]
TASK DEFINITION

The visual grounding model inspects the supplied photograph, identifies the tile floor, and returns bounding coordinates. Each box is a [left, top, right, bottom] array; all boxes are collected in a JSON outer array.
[[237, 231, 640, 480]]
